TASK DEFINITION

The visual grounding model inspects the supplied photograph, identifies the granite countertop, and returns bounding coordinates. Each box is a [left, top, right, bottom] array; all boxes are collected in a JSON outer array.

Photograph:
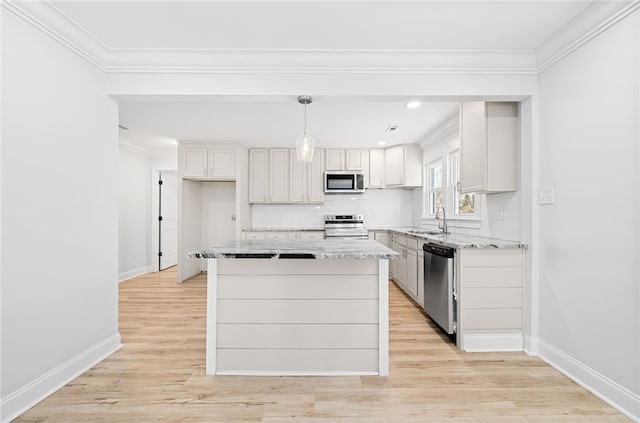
[[385, 227, 527, 249], [243, 228, 324, 232], [188, 239, 400, 260]]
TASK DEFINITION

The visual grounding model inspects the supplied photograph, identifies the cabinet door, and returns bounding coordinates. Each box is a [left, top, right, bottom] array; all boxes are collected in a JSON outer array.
[[249, 149, 269, 203], [208, 149, 235, 179], [417, 249, 424, 307], [346, 149, 367, 170], [307, 148, 325, 203], [289, 149, 306, 203], [325, 149, 345, 171], [384, 145, 405, 186], [406, 248, 418, 298], [369, 149, 385, 188], [460, 101, 487, 193], [269, 149, 289, 202], [183, 148, 208, 178], [398, 247, 407, 288]]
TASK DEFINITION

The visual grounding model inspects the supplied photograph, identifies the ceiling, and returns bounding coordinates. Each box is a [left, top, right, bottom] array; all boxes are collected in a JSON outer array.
[[43, 1, 604, 151]]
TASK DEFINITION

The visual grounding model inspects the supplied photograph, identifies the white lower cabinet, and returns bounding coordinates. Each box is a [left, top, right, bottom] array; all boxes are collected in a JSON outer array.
[[405, 247, 418, 298], [389, 233, 424, 306], [417, 244, 424, 307]]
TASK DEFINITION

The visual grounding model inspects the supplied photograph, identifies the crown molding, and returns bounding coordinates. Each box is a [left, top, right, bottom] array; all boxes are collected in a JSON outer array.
[[536, 1, 640, 72], [5, 0, 638, 77], [2, 0, 108, 71]]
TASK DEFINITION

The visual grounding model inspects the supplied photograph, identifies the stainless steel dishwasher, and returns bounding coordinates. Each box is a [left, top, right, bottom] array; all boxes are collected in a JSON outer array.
[[423, 243, 456, 335]]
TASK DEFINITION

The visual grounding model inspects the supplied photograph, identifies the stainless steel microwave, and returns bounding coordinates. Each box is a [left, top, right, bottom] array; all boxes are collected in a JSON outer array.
[[324, 171, 365, 194]]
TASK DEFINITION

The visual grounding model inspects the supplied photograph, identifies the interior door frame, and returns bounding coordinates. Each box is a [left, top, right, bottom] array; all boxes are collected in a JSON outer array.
[[150, 168, 177, 272]]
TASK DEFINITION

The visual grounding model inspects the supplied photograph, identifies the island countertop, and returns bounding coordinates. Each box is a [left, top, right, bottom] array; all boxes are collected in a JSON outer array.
[[188, 239, 399, 260]]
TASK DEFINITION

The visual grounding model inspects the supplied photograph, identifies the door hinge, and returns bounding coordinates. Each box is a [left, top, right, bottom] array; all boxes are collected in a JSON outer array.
[[158, 180, 163, 185], [158, 216, 163, 221], [158, 251, 163, 257]]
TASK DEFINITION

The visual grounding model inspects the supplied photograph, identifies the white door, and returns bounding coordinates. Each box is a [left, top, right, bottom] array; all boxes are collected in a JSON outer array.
[[159, 172, 178, 270], [201, 182, 236, 271]]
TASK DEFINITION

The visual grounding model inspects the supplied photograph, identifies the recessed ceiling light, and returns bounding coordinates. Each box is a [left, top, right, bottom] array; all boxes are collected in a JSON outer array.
[[405, 101, 421, 109], [377, 141, 386, 146], [385, 125, 398, 132]]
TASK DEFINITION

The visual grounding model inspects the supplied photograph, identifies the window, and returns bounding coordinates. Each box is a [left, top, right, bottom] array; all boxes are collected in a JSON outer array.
[[449, 150, 476, 216], [425, 160, 443, 216], [423, 150, 479, 221]]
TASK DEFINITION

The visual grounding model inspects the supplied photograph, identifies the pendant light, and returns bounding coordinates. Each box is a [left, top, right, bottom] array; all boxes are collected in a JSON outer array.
[[295, 95, 315, 163]]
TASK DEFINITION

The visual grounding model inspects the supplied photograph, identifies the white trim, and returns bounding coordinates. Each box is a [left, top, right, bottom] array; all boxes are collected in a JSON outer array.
[[535, 338, 640, 422], [460, 334, 523, 352], [0, 333, 122, 423], [378, 259, 389, 376], [118, 265, 152, 283], [118, 139, 150, 156], [6, 0, 638, 77], [536, 2, 640, 73], [216, 370, 378, 376]]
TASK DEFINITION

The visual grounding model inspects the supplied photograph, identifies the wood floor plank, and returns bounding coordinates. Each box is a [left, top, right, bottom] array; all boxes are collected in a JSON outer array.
[[14, 268, 631, 422]]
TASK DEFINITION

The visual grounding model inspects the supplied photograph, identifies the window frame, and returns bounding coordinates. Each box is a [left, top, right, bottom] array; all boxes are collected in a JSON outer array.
[[424, 158, 443, 218], [422, 149, 481, 222], [448, 149, 479, 219]]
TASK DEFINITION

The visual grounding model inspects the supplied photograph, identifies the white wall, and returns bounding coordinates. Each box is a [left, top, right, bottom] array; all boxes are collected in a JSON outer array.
[[1, 10, 120, 422], [252, 189, 414, 230], [118, 143, 152, 281], [537, 10, 639, 418]]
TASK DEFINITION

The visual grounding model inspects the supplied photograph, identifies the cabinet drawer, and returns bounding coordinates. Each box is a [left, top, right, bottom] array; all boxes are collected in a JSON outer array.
[[398, 235, 407, 247]]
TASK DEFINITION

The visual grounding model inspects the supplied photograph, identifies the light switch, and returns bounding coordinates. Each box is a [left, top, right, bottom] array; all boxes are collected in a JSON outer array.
[[539, 187, 555, 205]]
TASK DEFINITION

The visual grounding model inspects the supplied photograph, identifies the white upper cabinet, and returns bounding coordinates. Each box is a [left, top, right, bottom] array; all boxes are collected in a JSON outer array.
[[182, 147, 235, 180], [307, 149, 325, 203], [325, 149, 345, 171], [369, 149, 385, 189], [250, 148, 324, 204], [460, 102, 518, 194], [384, 144, 422, 188], [249, 149, 269, 203], [289, 148, 324, 203], [208, 149, 235, 179], [269, 149, 289, 202], [346, 149, 368, 170]]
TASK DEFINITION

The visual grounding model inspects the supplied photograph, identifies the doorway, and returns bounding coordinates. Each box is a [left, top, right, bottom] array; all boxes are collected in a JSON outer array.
[[157, 171, 178, 271]]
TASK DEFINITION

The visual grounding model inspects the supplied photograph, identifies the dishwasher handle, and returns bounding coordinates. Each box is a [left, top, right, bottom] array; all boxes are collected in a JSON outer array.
[[423, 243, 455, 258]]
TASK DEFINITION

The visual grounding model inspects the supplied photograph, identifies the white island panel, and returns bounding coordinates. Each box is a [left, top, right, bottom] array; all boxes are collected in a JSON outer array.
[[205, 257, 389, 376]]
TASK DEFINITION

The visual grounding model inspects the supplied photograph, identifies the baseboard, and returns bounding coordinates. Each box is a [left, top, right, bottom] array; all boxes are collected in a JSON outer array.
[[118, 265, 152, 282], [0, 333, 122, 423], [535, 338, 640, 422], [460, 333, 523, 352]]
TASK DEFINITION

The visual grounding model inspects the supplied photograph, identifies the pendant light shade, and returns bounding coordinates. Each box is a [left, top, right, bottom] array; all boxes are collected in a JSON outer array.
[[296, 95, 315, 163]]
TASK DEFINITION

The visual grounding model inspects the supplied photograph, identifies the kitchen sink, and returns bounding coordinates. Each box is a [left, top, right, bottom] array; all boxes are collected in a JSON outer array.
[[407, 230, 448, 236]]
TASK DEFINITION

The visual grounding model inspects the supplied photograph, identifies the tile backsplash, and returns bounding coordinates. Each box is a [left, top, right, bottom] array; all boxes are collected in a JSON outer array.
[[252, 188, 415, 229]]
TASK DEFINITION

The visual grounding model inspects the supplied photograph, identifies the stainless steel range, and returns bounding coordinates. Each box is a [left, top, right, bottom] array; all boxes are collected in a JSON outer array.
[[324, 214, 369, 240]]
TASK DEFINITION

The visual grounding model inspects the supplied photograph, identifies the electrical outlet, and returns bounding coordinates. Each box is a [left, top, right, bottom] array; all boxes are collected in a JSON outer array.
[[539, 187, 555, 205]]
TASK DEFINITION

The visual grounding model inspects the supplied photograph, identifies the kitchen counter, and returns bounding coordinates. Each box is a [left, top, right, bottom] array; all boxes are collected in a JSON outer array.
[[384, 228, 527, 249], [188, 239, 399, 260]]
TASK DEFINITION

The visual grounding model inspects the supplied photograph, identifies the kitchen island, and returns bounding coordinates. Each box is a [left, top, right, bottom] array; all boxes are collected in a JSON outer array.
[[188, 239, 398, 376]]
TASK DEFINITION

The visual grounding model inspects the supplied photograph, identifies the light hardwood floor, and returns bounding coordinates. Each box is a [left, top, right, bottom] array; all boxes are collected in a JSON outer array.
[[16, 268, 629, 422]]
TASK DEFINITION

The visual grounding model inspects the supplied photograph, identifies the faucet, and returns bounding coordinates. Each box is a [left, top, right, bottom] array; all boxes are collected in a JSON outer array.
[[435, 206, 448, 235]]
